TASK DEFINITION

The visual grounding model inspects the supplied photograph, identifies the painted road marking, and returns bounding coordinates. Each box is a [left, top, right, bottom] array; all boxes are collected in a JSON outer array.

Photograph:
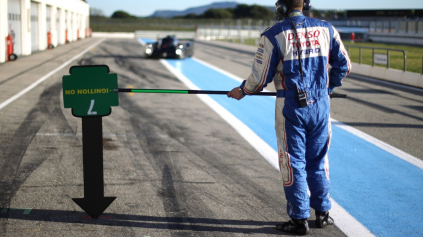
[[161, 57, 423, 237], [161, 59, 279, 170], [35, 133, 168, 138], [138, 38, 157, 46], [0, 39, 106, 111], [129, 85, 134, 96], [332, 119, 423, 170], [160, 58, 374, 237], [1, 208, 32, 214]]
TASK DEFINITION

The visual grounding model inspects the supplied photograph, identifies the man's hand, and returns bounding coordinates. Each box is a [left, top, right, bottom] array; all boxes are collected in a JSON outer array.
[[227, 87, 245, 100]]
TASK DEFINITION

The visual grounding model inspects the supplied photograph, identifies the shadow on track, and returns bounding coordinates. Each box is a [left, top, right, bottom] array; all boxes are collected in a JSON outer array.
[[0, 208, 282, 235]]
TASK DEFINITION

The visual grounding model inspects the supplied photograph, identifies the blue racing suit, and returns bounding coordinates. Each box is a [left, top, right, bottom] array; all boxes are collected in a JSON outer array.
[[239, 10, 351, 220]]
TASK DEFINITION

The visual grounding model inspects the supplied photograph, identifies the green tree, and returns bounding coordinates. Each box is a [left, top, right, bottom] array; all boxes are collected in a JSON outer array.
[[90, 7, 108, 20], [111, 10, 136, 19], [233, 4, 251, 18], [184, 13, 198, 19], [249, 5, 274, 20], [233, 4, 274, 19], [201, 8, 233, 19]]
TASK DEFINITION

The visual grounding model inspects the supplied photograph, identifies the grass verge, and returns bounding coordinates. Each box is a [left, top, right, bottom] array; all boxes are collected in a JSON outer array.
[[219, 38, 423, 74]]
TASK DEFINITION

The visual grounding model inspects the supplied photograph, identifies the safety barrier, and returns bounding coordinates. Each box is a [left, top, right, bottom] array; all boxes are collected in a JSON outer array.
[[134, 30, 196, 40], [343, 45, 423, 88], [92, 32, 135, 38], [197, 28, 261, 41], [369, 20, 423, 34], [351, 63, 423, 89], [346, 45, 407, 71]]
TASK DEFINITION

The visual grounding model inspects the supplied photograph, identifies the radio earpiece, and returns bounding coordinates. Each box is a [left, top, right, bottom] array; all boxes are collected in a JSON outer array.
[[274, 0, 312, 107], [275, 0, 311, 17]]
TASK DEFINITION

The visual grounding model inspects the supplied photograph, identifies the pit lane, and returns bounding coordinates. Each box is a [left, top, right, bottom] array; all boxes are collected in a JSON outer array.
[[0, 37, 422, 236]]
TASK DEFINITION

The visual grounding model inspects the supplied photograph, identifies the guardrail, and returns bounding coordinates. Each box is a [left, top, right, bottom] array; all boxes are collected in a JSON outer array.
[[134, 30, 196, 40], [368, 20, 423, 34], [346, 45, 407, 71]]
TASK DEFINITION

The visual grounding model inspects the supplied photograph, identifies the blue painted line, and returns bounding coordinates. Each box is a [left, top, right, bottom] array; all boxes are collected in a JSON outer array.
[[165, 59, 277, 151], [138, 38, 156, 45], [330, 126, 423, 237], [165, 58, 423, 237]]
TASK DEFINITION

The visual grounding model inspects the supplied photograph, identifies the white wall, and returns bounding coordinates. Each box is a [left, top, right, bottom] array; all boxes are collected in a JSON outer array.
[[0, 0, 7, 62], [351, 63, 423, 89], [0, 0, 89, 63]]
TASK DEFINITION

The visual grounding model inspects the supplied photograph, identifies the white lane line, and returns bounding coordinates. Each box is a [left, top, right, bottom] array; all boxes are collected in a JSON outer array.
[[330, 199, 374, 237], [191, 57, 244, 83], [331, 119, 423, 170], [0, 38, 106, 111], [195, 57, 423, 171], [192, 57, 272, 93], [35, 133, 167, 138], [137, 38, 146, 46], [160, 59, 279, 170], [161, 58, 375, 237]]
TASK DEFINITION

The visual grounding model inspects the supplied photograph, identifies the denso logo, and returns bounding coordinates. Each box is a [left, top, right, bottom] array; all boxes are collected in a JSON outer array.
[[288, 30, 321, 40]]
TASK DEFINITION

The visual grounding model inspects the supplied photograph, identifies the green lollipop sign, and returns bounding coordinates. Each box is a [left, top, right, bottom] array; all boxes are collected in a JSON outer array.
[[62, 65, 119, 117]]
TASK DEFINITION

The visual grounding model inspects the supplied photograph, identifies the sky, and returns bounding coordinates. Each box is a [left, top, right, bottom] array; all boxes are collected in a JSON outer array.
[[86, 0, 423, 17]]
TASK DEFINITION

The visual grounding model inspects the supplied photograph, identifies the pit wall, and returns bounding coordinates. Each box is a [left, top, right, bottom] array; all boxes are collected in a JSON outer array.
[[351, 63, 423, 89], [0, 0, 89, 63]]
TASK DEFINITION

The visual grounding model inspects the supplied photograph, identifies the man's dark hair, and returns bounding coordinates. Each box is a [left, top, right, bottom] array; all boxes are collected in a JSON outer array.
[[287, 0, 304, 11]]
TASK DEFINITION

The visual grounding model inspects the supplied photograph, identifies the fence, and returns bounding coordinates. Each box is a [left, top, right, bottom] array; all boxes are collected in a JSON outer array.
[[368, 20, 423, 34], [346, 45, 407, 71], [196, 19, 280, 44], [135, 30, 196, 40]]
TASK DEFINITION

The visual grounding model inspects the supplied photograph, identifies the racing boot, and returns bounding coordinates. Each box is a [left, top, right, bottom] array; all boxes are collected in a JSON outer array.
[[275, 219, 309, 235], [315, 211, 334, 228]]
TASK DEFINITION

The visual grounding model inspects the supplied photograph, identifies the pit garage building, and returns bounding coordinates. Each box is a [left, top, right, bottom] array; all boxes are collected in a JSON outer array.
[[0, 0, 89, 63]]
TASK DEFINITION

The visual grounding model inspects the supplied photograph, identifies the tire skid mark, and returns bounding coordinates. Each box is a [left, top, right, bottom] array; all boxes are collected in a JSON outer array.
[[113, 49, 278, 234], [123, 99, 211, 237], [0, 82, 75, 235], [85, 39, 207, 236]]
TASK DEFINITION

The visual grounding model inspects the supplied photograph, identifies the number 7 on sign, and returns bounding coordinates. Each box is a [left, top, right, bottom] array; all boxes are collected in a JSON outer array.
[[88, 100, 97, 115]]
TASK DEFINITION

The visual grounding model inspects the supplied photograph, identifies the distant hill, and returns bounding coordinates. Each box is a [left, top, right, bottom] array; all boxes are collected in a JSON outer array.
[[149, 1, 275, 18]]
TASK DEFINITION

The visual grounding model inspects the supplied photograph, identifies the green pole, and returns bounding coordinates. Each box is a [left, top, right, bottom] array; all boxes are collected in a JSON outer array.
[[114, 88, 347, 98], [114, 88, 276, 96]]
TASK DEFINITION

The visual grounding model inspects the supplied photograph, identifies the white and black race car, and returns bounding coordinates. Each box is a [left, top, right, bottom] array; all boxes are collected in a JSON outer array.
[[144, 35, 194, 59]]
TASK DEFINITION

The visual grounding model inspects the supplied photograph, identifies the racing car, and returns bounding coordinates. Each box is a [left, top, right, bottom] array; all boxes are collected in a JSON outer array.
[[144, 35, 194, 59]]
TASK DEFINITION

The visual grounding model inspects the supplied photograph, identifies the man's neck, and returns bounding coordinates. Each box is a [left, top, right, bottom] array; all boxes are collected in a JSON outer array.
[[287, 10, 303, 18]]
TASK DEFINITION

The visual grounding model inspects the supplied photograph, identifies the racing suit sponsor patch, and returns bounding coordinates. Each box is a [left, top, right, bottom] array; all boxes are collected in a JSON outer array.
[[255, 46, 265, 64], [280, 149, 293, 186], [277, 26, 330, 61]]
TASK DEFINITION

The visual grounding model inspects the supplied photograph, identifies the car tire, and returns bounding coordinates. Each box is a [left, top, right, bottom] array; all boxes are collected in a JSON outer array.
[[8, 54, 17, 61]]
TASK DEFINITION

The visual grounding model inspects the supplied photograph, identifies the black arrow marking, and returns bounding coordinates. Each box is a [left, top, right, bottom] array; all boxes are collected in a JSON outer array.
[[72, 116, 116, 219]]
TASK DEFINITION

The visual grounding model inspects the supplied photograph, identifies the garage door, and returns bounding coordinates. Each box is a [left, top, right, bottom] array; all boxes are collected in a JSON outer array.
[[46, 5, 51, 47], [31, 1, 39, 52], [56, 8, 61, 45], [8, 0, 21, 56], [69, 12, 73, 41], [46, 5, 51, 32], [64, 10, 69, 42]]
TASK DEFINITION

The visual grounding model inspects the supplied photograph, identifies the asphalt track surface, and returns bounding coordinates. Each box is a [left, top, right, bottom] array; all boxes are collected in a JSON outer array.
[[0, 37, 422, 237]]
